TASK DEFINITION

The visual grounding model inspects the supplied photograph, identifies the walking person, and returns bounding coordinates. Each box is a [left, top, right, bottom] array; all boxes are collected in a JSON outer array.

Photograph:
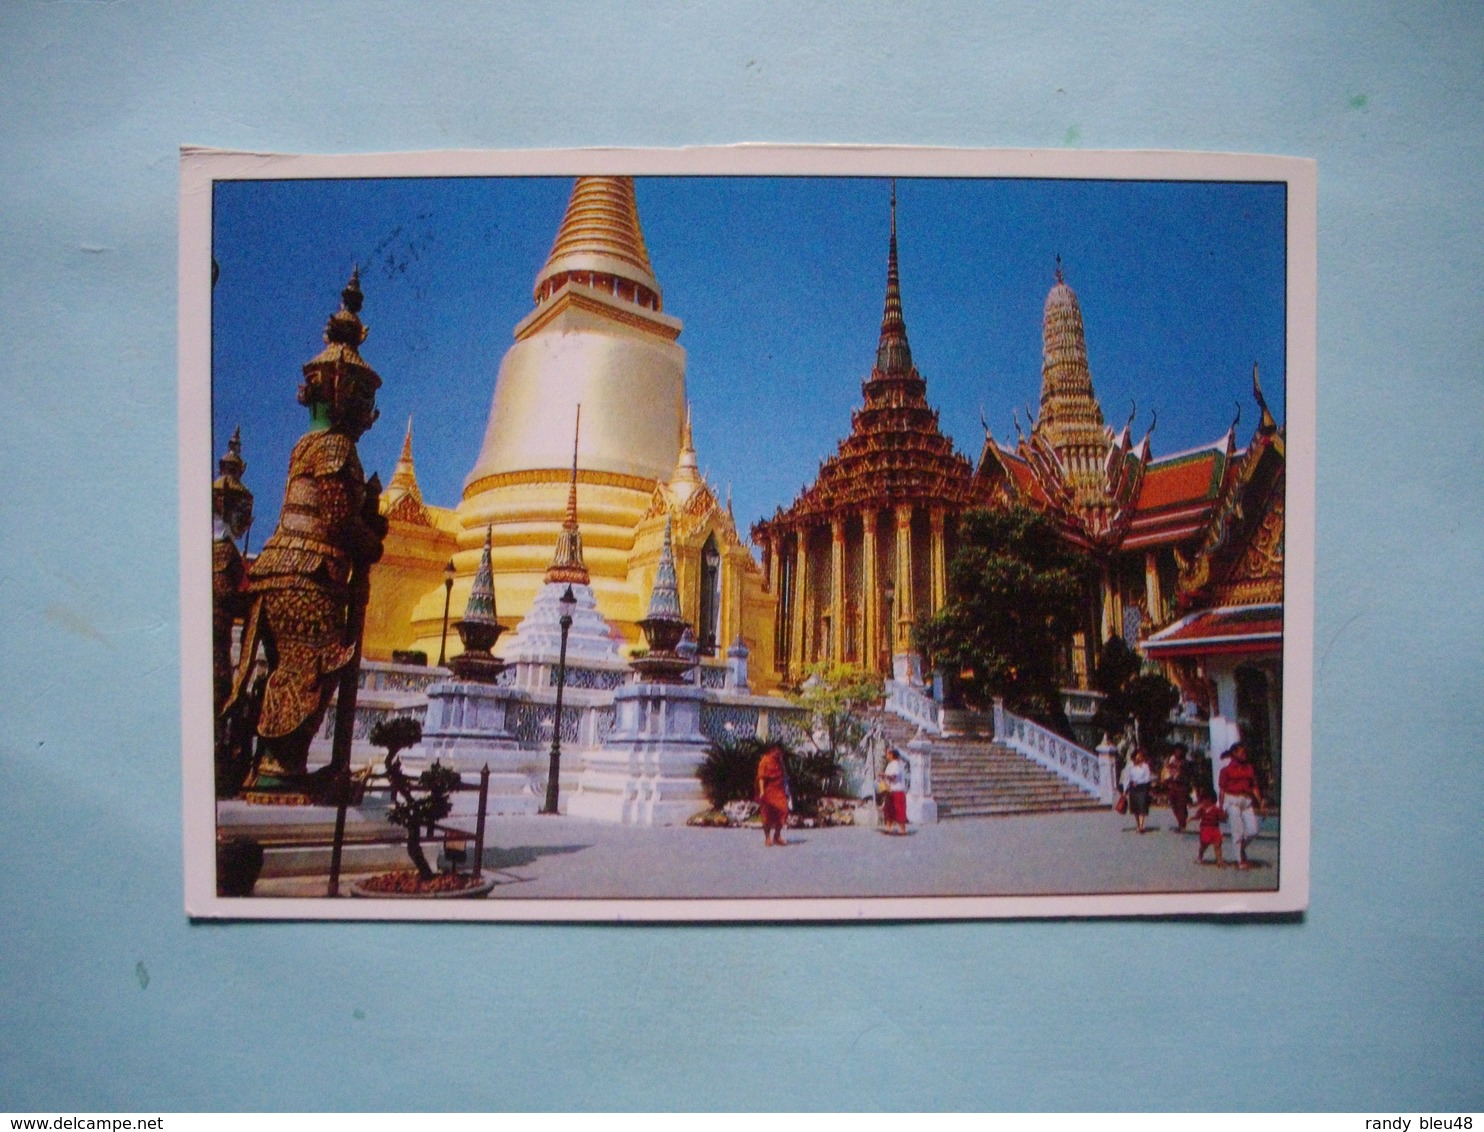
[[881, 747, 909, 835], [755, 743, 791, 847], [1162, 744, 1193, 832], [1218, 741, 1265, 869], [1192, 786, 1226, 867], [1120, 747, 1154, 833]]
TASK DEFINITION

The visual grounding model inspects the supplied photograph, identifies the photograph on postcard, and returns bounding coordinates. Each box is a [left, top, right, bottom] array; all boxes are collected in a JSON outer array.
[[181, 147, 1313, 919]]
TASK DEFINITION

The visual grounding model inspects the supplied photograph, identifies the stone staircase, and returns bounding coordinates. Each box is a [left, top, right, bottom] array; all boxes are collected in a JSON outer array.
[[925, 737, 1106, 817], [865, 708, 1106, 818]]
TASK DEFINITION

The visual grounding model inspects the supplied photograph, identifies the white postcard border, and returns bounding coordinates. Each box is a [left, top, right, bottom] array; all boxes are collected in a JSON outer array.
[[181, 144, 1316, 922]]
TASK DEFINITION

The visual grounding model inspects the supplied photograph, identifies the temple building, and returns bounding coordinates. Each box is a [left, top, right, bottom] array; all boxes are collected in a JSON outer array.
[[362, 176, 777, 688], [360, 419, 459, 663], [751, 190, 989, 684], [974, 263, 1280, 697], [1142, 385, 1285, 792]]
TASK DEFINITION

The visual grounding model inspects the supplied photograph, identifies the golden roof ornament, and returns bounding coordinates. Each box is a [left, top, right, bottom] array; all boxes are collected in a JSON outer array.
[[875, 180, 914, 376], [386, 416, 423, 505], [544, 406, 591, 586]]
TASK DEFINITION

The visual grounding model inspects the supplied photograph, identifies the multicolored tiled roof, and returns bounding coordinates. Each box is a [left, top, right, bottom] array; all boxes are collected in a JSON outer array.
[[1142, 603, 1283, 657]]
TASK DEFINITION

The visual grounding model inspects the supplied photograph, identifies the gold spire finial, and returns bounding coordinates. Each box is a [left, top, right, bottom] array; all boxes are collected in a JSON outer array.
[[1253, 362, 1278, 433], [545, 405, 590, 585], [875, 180, 913, 376], [385, 415, 423, 508], [565, 403, 582, 526]]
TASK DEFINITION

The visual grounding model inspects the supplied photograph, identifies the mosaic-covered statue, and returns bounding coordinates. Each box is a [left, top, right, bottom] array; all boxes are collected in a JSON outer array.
[[228, 270, 387, 793], [211, 427, 256, 795]]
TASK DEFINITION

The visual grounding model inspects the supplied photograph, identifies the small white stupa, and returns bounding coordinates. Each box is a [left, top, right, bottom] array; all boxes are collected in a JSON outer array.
[[502, 407, 627, 679]]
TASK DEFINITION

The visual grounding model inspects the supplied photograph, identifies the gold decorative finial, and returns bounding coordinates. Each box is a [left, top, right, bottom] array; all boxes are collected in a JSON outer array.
[[545, 404, 589, 585], [875, 181, 913, 376], [1253, 362, 1277, 433], [565, 404, 581, 526]]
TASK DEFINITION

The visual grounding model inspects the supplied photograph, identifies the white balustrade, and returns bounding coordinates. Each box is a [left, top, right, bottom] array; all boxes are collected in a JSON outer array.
[[884, 680, 942, 735], [992, 697, 1115, 804]]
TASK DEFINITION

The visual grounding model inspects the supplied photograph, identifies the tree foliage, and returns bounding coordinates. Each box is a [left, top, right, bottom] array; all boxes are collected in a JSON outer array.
[[915, 506, 1093, 734], [1092, 634, 1181, 755], [696, 736, 843, 819], [789, 661, 883, 756]]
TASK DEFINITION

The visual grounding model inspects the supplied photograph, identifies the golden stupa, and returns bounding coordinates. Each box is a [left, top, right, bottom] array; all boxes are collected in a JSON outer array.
[[363, 176, 778, 687]]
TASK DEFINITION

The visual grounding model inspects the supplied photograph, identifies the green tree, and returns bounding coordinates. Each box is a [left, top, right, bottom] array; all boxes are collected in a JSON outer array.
[[1092, 635, 1181, 756], [916, 506, 1093, 734], [790, 661, 883, 757]]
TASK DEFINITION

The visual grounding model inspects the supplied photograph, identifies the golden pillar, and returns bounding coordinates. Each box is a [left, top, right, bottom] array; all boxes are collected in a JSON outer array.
[[791, 532, 809, 680], [1101, 563, 1120, 644], [894, 504, 914, 649], [1144, 549, 1164, 628], [861, 508, 878, 675], [929, 506, 947, 615], [829, 517, 846, 665]]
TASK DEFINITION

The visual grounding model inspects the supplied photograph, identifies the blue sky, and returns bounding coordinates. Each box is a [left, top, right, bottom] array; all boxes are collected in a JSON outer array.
[[211, 174, 1287, 542]]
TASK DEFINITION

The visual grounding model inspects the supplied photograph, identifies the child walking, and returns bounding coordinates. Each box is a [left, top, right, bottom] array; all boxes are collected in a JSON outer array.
[[1193, 786, 1226, 867]]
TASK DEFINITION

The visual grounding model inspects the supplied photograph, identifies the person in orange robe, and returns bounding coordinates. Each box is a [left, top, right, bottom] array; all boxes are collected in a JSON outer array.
[[755, 745, 791, 847]]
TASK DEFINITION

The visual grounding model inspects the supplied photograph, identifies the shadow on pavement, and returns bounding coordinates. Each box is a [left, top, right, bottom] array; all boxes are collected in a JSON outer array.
[[481, 843, 591, 870]]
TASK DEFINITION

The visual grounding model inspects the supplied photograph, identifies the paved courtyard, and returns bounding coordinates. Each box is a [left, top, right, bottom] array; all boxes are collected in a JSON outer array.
[[254, 806, 1280, 901]]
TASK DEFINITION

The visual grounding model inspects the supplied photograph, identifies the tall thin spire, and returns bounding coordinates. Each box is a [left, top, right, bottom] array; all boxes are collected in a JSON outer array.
[[387, 415, 422, 504], [875, 180, 913, 376], [545, 405, 590, 585], [464, 527, 499, 625], [645, 516, 683, 621]]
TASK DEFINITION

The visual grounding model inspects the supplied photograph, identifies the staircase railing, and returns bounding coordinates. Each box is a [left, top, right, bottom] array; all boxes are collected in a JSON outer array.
[[992, 698, 1116, 804], [883, 680, 941, 736]]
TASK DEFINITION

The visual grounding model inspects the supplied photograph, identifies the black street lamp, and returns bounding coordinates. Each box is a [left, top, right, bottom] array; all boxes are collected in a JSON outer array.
[[437, 558, 455, 667], [542, 584, 578, 815]]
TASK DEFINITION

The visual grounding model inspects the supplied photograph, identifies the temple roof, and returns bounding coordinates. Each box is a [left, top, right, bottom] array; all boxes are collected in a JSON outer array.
[[755, 190, 982, 533], [1142, 603, 1283, 658], [534, 176, 662, 309], [381, 417, 436, 527]]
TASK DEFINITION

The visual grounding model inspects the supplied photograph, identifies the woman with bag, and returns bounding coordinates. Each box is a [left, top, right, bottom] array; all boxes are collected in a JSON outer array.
[[1119, 746, 1153, 833]]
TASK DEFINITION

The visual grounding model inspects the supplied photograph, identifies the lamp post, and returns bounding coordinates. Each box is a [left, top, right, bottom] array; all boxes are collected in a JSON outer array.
[[542, 584, 577, 815], [437, 559, 455, 667], [882, 577, 896, 679]]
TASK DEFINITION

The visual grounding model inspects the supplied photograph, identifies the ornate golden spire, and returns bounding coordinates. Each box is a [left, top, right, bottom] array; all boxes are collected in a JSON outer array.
[[534, 177, 662, 309], [1032, 261, 1110, 504], [386, 416, 422, 505], [665, 402, 706, 507], [544, 405, 590, 586], [875, 180, 913, 376]]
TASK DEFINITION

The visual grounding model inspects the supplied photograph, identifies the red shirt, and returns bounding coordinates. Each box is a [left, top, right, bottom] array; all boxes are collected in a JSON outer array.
[[1219, 759, 1259, 799], [1195, 801, 1224, 829]]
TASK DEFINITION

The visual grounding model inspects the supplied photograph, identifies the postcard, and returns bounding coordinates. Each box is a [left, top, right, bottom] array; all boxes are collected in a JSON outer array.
[[181, 145, 1315, 920]]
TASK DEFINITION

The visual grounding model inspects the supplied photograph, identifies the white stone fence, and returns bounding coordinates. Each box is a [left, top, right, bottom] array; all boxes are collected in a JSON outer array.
[[992, 697, 1116, 804], [885, 680, 942, 735]]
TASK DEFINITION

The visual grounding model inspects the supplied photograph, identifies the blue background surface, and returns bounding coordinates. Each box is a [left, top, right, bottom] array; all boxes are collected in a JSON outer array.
[[1, 2, 1479, 1112]]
